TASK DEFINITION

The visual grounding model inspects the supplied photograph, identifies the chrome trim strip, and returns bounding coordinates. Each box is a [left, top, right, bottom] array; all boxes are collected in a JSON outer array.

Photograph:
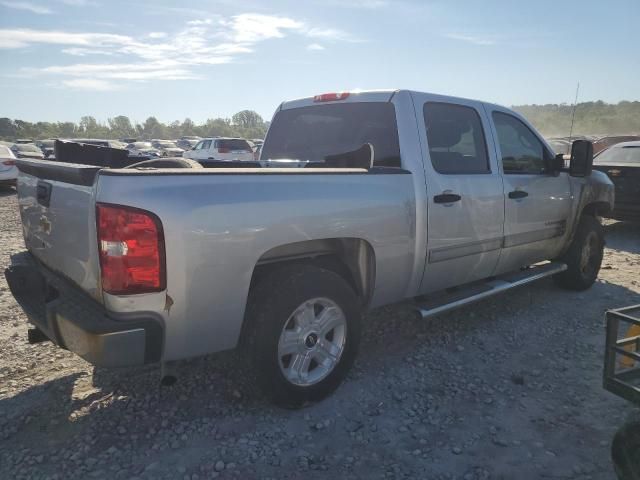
[[503, 222, 566, 248], [428, 237, 502, 263]]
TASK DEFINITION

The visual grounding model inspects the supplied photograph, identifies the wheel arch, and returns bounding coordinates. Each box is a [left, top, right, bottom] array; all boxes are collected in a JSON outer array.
[[249, 238, 376, 307], [581, 200, 612, 217]]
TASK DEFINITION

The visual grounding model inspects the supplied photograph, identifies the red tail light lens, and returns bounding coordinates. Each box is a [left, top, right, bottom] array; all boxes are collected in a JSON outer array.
[[313, 92, 350, 102], [2, 160, 16, 166], [96, 203, 166, 295], [217, 147, 230, 153]]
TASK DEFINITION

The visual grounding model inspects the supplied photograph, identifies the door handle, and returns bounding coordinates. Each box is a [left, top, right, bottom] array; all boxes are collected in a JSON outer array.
[[433, 193, 461, 204], [508, 190, 528, 199]]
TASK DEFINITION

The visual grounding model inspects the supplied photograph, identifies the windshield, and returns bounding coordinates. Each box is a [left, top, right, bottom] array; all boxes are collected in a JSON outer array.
[[595, 145, 640, 164], [155, 141, 178, 148], [14, 144, 41, 152], [262, 102, 401, 167], [131, 142, 153, 149]]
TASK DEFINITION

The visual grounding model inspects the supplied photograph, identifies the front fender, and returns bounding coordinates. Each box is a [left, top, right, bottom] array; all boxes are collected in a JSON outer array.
[[560, 170, 614, 255]]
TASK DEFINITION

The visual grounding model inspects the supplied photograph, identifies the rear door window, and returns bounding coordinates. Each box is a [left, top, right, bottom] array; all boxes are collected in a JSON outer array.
[[423, 102, 490, 174], [262, 102, 401, 168]]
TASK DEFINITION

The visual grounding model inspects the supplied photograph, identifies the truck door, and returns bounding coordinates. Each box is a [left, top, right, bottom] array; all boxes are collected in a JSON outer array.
[[412, 94, 505, 293], [487, 108, 572, 274]]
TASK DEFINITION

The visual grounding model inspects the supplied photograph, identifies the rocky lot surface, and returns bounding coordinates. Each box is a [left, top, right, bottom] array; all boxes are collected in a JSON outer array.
[[0, 185, 639, 480]]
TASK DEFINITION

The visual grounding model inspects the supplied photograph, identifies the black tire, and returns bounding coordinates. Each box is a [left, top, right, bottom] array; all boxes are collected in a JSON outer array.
[[612, 414, 640, 480], [244, 264, 361, 408], [553, 215, 604, 291]]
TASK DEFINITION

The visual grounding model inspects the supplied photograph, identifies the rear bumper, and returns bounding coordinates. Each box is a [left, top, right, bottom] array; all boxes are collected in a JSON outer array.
[[4, 252, 164, 367]]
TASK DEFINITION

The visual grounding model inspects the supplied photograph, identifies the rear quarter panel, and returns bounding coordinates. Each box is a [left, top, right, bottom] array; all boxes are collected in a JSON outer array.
[[95, 170, 416, 361]]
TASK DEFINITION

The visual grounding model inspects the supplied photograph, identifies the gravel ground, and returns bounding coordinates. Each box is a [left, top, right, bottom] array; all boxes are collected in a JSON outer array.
[[1, 185, 639, 480]]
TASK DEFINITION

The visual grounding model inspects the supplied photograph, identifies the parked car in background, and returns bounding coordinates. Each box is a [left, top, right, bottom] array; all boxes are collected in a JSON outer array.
[[5, 89, 613, 407], [253, 143, 262, 161], [0, 144, 18, 186], [183, 137, 254, 164], [11, 143, 44, 160], [15, 139, 34, 144], [126, 141, 162, 157], [177, 136, 200, 151], [151, 140, 184, 157], [593, 135, 640, 155], [593, 141, 640, 222], [547, 138, 573, 156], [251, 138, 264, 147], [36, 139, 57, 159]]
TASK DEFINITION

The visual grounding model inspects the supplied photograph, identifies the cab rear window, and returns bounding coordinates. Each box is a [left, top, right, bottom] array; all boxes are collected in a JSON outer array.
[[262, 102, 401, 168]]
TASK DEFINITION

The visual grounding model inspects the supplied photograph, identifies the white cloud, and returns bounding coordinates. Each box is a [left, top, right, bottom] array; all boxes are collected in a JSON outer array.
[[186, 19, 213, 26], [0, 1, 52, 14], [445, 33, 496, 46], [2, 14, 361, 90], [0, 28, 131, 48], [62, 78, 118, 90], [62, 47, 114, 56], [306, 27, 362, 43], [224, 14, 305, 44]]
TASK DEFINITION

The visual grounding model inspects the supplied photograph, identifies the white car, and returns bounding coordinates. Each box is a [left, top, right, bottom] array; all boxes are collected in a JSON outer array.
[[0, 145, 18, 186], [183, 137, 254, 164], [125, 142, 161, 158]]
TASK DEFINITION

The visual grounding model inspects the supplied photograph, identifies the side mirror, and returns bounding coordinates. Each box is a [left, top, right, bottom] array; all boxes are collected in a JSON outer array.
[[569, 140, 593, 177]]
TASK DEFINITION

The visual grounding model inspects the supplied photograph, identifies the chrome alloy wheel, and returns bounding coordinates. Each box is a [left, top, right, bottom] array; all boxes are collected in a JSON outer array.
[[277, 297, 347, 387]]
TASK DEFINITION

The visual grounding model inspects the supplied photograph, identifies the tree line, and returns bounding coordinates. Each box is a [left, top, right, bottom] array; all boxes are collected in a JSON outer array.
[[513, 100, 640, 137], [0, 110, 268, 141], [1, 101, 639, 142]]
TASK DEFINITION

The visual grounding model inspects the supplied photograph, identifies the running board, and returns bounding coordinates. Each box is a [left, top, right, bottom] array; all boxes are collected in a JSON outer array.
[[416, 262, 567, 319]]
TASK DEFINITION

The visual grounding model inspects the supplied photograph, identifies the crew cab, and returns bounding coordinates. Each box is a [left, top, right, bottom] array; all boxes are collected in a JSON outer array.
[[5, 90, 614, 407]]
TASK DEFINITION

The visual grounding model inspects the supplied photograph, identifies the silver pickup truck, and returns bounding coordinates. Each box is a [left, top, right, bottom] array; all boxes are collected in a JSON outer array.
[[5, 90, 614, 407]]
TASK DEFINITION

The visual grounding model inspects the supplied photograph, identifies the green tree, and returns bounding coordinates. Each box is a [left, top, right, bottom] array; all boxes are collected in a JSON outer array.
[[232, 110, 263, 130], [108, 116, 135, 138]]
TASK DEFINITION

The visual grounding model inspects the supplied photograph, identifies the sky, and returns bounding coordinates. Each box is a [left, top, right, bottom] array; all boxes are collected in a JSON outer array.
[[0, 0, 638, 124]]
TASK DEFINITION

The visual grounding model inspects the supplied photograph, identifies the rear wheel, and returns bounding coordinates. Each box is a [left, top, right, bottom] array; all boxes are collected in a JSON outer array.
[[554, 215, 604, 290], [244, 264, 361, 408]]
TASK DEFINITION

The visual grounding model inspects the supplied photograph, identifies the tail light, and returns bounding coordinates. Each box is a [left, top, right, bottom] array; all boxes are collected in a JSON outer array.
[[96, 203, 166, 295], [314, 92, 350, 102], [217, 147, 230, 153], [2, 160, 16, 166]]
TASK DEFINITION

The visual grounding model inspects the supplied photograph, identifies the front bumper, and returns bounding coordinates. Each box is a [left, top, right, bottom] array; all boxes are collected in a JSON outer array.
[[4, 252, 164, 367]]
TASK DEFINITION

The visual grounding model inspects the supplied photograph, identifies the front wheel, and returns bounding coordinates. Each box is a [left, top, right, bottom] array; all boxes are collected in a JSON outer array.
[[244, 264, 361, 408], [554, 215, 604, 291]]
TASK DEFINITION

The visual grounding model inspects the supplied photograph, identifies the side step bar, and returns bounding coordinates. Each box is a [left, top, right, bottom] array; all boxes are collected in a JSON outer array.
[[416, 262, 567, 319]]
